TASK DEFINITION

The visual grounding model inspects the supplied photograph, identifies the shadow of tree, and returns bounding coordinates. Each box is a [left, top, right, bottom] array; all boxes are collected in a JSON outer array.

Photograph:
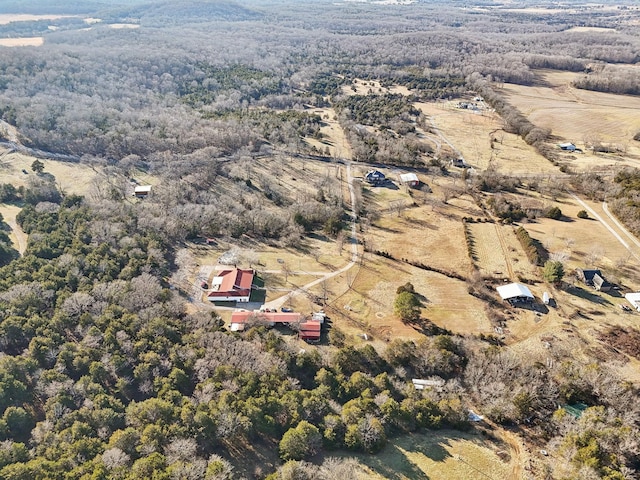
[[565, 285, 612, 305]]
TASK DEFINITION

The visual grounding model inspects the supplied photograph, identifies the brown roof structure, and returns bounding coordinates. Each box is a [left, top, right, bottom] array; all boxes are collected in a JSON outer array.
[[299, 321, 321, 341], [230, 311, 303, 325]]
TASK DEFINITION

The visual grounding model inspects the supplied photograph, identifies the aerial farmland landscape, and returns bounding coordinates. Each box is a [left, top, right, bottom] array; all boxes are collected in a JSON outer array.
[[0, 0, 639, 478]]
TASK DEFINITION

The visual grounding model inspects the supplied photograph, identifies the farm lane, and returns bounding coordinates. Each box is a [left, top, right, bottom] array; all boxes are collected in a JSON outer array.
[[602, 201, 640, 251], [569, 193, 640, 262], [261, 162, 360, 310]]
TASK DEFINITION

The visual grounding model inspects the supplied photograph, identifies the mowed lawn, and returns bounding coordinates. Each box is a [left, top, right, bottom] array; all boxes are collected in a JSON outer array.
[[337, 430, 513, 480]]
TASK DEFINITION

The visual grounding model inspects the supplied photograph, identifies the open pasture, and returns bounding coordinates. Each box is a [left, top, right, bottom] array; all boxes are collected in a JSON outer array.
[[501, 69, 640, 167], [305, 106, 353, 159], [414, 101, 558, 175], [467, 222, 538, 282], [0, 37, 44, 47], [332, 244, 492, 339], [0, 151, 100, 196], [339, 430, 517, 480]]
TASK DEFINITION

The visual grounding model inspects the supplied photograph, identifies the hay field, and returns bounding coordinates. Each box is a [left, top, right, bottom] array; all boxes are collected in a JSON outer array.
[[414, 101, 558, 175], [468, 222, 538, 281], [340, 430, 515, 480], [367, 203, 473, 275], [501, 69, 640, 167]]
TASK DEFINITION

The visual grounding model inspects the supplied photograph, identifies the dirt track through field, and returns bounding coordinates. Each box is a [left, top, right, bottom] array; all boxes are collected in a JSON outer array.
[[494, 224, 515, 280], [570, 193, 640, 263]]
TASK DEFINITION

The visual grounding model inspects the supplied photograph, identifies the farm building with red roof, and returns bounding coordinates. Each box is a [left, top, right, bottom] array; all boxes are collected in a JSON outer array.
[[207, 268, 254, 302], [229, 311, 322, 342]]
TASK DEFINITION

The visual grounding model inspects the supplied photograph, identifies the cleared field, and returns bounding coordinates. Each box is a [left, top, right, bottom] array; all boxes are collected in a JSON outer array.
[[468, 222, 538, 281], [524, 197, 640, 289], [367, 202, 473, 275], [501, 69, 640, 168], [0, 14, 75, 24], [414, 101, 559, 175], [0, 204, 27, 254], [339, 430, 515, 480], [305, 106, 352, 159], [0, 38, 43, 47], [341, 78, 412, 97], [0, 151, 100, 196], [325, 248, 492, 339]]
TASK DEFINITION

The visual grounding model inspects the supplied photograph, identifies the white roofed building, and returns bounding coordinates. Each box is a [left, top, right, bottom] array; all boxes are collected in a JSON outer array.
[[624, 292, 640, 311], [496, 283, 534, 305], [399, 172, 419, 187]]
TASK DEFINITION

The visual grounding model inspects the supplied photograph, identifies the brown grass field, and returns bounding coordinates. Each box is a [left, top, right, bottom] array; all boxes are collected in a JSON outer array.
[[337, 430, 515, 480], [501, 69, 640, 169], [468, 222, 538, 281], [414, 101, 560, 175], [0, 38, 44, 47], [0, 151, 103, 252], [304, 107, 352, 159], [0, 151, 100, 196], [0, 14, 76, 24]]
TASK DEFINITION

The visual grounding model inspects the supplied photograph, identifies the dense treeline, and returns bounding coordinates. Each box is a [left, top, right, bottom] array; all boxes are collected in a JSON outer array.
[[0, 0, 638, 163], [0, 191, 638, 477], [573, 64, 640, 96], [0, 179, 637, 478]]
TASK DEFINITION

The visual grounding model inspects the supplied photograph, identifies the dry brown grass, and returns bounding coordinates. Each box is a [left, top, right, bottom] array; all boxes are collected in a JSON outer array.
[[338, 429, 515, 480], [468, 222, 538, 281], [501, 69, 640, 168], [304, 106, 352, 159], [0, 151, 100, 196], [0, 14, 75, 24], [414, 101, 559, 175]]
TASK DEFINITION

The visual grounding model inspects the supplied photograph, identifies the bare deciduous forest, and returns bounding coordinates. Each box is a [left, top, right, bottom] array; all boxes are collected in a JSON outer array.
[[0, 0, 639, 479]]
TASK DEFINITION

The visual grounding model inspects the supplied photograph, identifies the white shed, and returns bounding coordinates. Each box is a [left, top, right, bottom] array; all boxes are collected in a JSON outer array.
[[399, 172, 419, 187], [496, 283, 534, 304], [134, 185, 152, 197], [624, 292, 640, 311]]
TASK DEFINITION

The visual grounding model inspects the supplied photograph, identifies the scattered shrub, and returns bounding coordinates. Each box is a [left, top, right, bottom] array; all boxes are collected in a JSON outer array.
[[545, 206, 563, 220], [577, 210, 589, 219]]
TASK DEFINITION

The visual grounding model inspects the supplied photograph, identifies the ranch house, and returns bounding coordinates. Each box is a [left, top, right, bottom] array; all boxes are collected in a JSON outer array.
[[207, 268, 254, 302], [576, 268, 612, 292], [229, 310, 322, 342], [365, 170, 386, 186]]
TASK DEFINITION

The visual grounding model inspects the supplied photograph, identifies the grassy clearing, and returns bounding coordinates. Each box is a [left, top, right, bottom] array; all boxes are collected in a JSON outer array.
[[0, 151, 100, 196], [0, 203, 27, 253], [336, 430, 513, 480], [305, 106, 352, 159], [414, 101, 558, 175], [502, 69, 640, 166]]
